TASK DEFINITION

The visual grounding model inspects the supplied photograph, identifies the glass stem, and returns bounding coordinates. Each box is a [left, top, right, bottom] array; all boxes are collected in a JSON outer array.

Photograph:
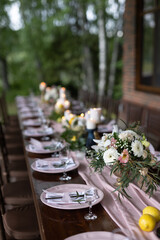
[[88, 201, 93, 215], [63, 172, 67, 177]]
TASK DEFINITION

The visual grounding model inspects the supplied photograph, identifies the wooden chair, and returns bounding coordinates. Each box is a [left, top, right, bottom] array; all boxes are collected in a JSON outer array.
[[0, 121, 25, 162], [0, 202, 39, 240], [0, 124, 28, 183], [0, 92, 19, 126], [0, 163, 33, 206]]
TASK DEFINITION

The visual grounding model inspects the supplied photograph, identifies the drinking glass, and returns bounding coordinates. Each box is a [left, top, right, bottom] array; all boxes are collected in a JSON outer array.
[[59, 147, 72, 181], [84, 188, 97, 220]]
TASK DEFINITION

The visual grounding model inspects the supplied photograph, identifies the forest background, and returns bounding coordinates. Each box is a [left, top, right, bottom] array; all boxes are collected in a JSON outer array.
[[0, 0, 125, 111]]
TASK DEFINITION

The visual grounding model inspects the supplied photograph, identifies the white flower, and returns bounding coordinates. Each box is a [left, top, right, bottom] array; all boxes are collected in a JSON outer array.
[[142, 150, 148, 159], [131, 140, 143, 157], [139, 167, 148, 176], [112, 125, 119, 134], [103, 148, 119, 165], [93, 137, 111, 151], [91, 145, 100, 152], [119, 130, 140, 141], [44, 93, 50, 101]]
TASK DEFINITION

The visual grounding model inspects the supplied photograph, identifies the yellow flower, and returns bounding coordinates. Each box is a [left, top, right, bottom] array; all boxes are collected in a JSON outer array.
[[69, 117, 75, 125], [71, 136, 76, 142], [141, 140, 150, 148]]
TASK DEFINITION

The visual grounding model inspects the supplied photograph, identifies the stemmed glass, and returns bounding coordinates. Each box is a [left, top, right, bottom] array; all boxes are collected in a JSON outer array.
[[84, 188, 98, 220], [59, 146, 72, 181]]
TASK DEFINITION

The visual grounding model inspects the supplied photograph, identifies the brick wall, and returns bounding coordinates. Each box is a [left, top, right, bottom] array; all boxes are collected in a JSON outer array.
[[120, 0, 160, 121]]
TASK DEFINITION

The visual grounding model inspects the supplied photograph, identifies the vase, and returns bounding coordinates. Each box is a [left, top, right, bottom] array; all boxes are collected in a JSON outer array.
[[86, 128, 97, 149], [137, 176, 149, 192]]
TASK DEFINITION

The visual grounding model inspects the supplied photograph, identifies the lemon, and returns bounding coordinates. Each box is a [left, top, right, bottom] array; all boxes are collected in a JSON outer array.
[[139, 214, 156, 232], [143, 206, 160, 222]]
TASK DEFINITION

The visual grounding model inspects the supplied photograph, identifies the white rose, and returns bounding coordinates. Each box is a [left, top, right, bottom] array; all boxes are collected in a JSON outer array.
[[119, 130, 140, 141], [103, 148, 119, 165]]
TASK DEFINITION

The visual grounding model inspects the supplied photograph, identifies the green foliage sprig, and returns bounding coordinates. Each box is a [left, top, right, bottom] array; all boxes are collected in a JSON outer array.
[[61, 127, 86, 151], [49, 111, 63, 122]]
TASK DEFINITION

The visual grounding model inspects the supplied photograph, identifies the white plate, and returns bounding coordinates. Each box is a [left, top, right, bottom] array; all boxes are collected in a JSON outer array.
[[65, 231, 128, 240], [26, 140, 64, 154], [22, 119, 41, 127], [20, 112, 40, 119], [23, 127, 54, 137], [40, 184, 104, 210], [31, 158, 79, 174]]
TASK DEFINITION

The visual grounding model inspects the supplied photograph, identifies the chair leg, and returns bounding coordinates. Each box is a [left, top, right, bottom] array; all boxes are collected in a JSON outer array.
[[0, 210, 7, 240]]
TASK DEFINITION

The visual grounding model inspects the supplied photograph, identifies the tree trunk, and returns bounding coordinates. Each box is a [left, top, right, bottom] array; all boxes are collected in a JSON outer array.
[[98, 7, 106, 104], [0, 57, 9, 90], [82, 45, 95, 92], [107, 36, 119, 98], [78, 2, 95, 93]]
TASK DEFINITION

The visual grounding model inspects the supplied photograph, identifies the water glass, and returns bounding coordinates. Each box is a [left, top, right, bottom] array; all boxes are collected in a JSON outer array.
[[59, 147, 72, 181], [84, 188, 97, 220]]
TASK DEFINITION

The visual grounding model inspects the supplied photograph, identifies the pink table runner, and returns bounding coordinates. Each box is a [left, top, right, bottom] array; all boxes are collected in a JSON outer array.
[[78, 157, 160, 240]]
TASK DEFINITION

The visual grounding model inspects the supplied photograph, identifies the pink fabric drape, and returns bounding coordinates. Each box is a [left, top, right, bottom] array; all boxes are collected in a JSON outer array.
[[78, 157, 160, 240]]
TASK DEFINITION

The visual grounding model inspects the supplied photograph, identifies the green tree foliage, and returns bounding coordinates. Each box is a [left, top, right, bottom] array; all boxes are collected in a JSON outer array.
[[0, 0, 125, 101]]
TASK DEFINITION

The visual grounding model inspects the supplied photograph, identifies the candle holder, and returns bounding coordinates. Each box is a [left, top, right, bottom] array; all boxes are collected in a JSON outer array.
[[86, 128, 97, 149]]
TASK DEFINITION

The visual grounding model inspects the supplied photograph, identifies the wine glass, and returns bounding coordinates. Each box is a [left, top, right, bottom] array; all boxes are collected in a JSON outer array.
[[84, 188, 98, 220], [59, 147, 72, 181]]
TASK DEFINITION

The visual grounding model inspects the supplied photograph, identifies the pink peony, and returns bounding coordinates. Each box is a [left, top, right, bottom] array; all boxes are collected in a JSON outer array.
[[118, 149, 129, 163]]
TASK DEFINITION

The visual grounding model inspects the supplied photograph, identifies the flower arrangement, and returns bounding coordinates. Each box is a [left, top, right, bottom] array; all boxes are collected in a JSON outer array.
[[89, 122, 160, 198], [44, 87, 58, 104], [61, 113, 86, 151]]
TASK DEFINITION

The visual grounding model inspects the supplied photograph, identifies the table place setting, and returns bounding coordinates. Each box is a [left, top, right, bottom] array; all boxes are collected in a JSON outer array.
[[23, 126, 54, 138], [22, 118, 42, 127], [19, 107, 38, 114], [20, 111, 41, 120], [40, 184, 104, 210], [26, 138, 65, 154], [31, 157, 79, 173]]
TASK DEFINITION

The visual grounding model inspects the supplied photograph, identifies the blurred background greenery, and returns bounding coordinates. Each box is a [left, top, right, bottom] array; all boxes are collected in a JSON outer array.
[[0, 0, 125, 108]]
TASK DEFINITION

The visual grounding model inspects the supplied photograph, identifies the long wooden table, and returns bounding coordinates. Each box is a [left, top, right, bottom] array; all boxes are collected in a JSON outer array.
[[17, 96, 160, 240], [25, 148, 118, 240]]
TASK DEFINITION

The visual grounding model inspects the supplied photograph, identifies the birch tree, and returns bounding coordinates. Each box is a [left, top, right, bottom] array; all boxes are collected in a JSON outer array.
[[97, 1, 106, 104], [107, 0, 124, 98]]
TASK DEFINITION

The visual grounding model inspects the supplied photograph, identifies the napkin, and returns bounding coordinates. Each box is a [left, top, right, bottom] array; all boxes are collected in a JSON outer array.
[[35, 160, 52, 170], [44, 188, 99, 205], [52, 158, 75, 169], [23, 119, 41, 126], [44, 191, 86, 204], [30, 138, 43, 149]]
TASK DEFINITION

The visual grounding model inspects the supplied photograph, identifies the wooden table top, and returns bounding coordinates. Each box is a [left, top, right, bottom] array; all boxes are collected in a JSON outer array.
[[25, 151, 118, 240]]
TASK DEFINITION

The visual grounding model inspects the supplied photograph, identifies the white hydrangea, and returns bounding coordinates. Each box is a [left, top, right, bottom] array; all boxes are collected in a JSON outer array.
[[103, 148, 119, 165], [131, 140, 143, 157]]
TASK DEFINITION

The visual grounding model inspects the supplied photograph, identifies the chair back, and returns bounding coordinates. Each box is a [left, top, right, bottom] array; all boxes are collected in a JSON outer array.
[[0, 92, 9, 125], [0, 122, 10, 183]]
